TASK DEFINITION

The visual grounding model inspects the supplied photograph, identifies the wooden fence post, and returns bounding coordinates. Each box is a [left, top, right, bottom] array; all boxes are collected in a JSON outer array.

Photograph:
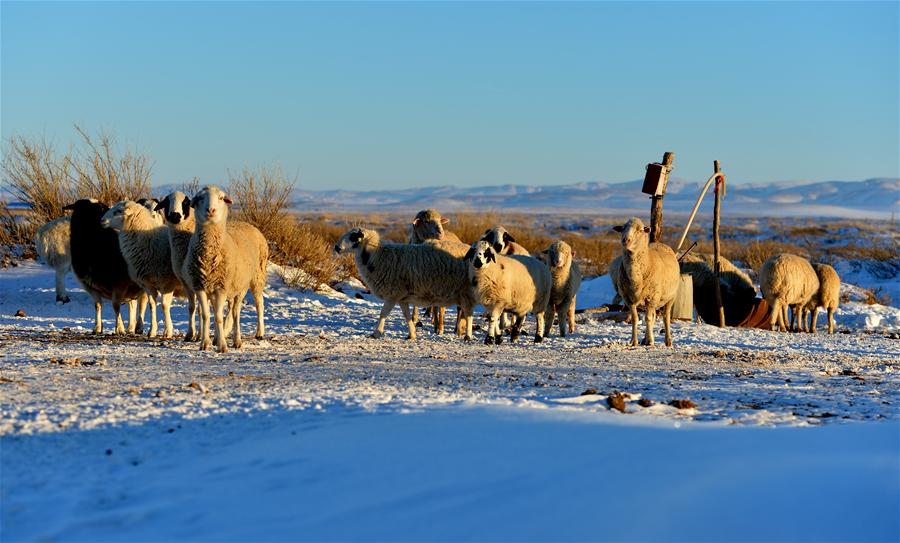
[[712, 160, 726, 327], [649, 151, 674, 243]]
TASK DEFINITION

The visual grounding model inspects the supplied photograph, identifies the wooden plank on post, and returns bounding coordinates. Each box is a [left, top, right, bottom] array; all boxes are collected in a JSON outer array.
[[712, 159, 726, 327], [649, 151, 674, 243]]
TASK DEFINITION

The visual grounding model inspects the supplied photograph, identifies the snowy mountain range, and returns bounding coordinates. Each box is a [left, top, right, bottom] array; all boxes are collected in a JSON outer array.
[[288, 177, 899, 219]]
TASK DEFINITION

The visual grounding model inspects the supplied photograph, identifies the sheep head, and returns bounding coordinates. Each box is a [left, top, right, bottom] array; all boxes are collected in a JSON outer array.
[[157, 191, 192, 225], [543, 240, 574, 269], [191, 185, 232, 225], [411, 208, 450, 241], [465, 240, 497, 270], [480, 226, 516, 254], [334, 227, 376, 255], [612, 217, 650, 255]]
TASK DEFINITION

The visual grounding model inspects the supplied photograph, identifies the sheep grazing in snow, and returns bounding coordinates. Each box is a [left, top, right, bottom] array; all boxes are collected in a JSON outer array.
[[101, 201, 186, 339], [34, 216, 72, 304], [480, 225, 530, 256], [465, 240, 551, 344], [801, 263, 841, 334], [541, 240, 581, 337], [136, 198, 165, 226], [759, 253, 819, 332], [679, 253, 757, 326], [63, 199, 146, 335], [611, 217, 680, 347], [334, 227, 476, 340], [185, 185, 268, 352], [408, 208, 462, 244]]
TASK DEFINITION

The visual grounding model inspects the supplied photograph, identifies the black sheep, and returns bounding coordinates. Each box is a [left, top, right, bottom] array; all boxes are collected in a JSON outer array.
[[63, 199, 145, 334]]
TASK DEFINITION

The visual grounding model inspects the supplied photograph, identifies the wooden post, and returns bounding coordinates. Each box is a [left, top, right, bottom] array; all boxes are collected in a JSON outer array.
[[649, 151, 674, 243], [712, 160, 726, 327]]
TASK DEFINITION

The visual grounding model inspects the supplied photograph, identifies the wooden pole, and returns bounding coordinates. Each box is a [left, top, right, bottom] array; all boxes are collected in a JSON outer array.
[[649, 151, 674, 243], [712, 160, 726, 327]]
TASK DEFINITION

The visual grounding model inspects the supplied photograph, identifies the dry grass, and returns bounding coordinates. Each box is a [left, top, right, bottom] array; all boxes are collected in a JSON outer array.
[[228, 166, 351, 289]]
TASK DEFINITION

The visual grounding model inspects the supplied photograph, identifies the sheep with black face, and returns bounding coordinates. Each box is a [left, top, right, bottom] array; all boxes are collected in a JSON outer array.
[[479, 225, 530, 256], [465, 240, 551, 345]]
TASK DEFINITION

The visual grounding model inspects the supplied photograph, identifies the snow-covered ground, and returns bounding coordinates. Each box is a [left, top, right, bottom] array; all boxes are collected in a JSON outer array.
[[2, 261, 899, 541]]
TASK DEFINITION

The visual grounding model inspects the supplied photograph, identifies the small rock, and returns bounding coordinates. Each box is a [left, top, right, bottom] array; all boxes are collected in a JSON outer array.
[[155, 389, 166, 398], [638, 398, 653, 408], [14, 309, 25, 317], [607, 392, 626, 413], [580, 388, 599, 396], [105, 449, 112, 455], [227, 371, 236, 377], [841, 369, 859, 376], [669, 399, 696, 410]]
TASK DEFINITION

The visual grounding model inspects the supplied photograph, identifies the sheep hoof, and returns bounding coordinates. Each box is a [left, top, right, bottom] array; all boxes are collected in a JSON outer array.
[[217, 344, 228, 353], [484, 335, 494, 345], [534, 335, 543, 343], [405, 334, 416, 341], [370, 331, 384, 339], [57, 296, 70, 304], [665, 339, 673, 347], [233, 339, 242, 349], [183, 332, 195, 342], [464, 335, 473, 342], [200, 340, 211, 351], [255, 333, 264, 340], [495, 334, 503, 345], [509, 333, 519, 343]]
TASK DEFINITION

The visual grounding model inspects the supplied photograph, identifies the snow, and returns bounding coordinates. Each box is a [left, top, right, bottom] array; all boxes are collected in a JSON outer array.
[[2, 260, 899, 541]]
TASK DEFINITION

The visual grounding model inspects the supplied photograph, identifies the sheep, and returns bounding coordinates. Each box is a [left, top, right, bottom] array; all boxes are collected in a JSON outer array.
[[62, 199, 145, 335], [611, 217, 680, 347], [185, 185, 268, 352], [101, 200, 186, 339], [541, 240, 582, 337], [156, 191, 199, 341], [679, 253, 757, 326], [480, 225, 530, 256], [34, 216, 72, 304], [758, 253, 819, 332], [801, 263, 840, 334], [465, 240, 551, 344], [408, 209, 462, 244], [407, 209, 463, 333], [136, 198, 165, 226], [334, 227, 476, 340]]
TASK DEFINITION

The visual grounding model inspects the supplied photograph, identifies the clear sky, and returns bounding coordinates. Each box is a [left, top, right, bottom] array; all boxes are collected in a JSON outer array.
[[2, 1, 898, 190]]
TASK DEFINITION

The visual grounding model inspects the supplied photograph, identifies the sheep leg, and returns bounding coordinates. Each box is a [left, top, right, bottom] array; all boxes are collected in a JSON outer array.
[[663, 301, 673, 347], [135, 292, 147, 335], [185, 293, 197, 342], [372, 301, 396, 339], [642, 307, 655, 346], [231, 294, 243, 350], [559, 300, 575, 337], [542, 305, 555, 338], [213, 293, 228, 353], [160, 292, 174, 339], [253, 286, 266, 339], [534, 311, 545, 343], [411, 305, 420, 327], [145, 292, 158, 338], [455, 306, 465, 337], [198, 290, 212, 351], [485, 308, 502, 345], [463, 309, 474, 341], [510, 314, 525, 343], [127, 299, 137, 334], [400, 303, 417, 340], [55, 268, 70, 304], [827, 307, 835, 334], [113, 300, 126, 335], [809, 307, 818, 333], [629, 304, 639, 346], [92, 298, 103, 334], [568, 295, 576, 334]]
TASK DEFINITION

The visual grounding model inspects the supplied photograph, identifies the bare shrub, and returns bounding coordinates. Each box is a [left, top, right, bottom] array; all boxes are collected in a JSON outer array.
[[2, 136, 74, 230], [70, 126, 152, 204], [228, 166, 294, 237]]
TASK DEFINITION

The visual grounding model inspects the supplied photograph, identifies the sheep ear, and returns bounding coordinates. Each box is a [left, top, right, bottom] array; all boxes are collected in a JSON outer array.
[[487, 249, 496, 263], [643, 227, 651, 233], [611, 225, 624, 233], [224, 196, 233, 205], [190, 195, 201, 208], [154, 196, 169, 212], [440, 218, 449, 225], [464, 247, 475, 261], [572, 250, 577, 257], [503, 232, 516, 244], [541, 249, 549, 255], [181, 197, 191, 218], [349, 231, 363, 243], [412, 218, 421, 226]]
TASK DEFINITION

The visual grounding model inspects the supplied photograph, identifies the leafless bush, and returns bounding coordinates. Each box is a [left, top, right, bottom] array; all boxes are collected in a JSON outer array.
[[70, 126, 152, 204], [2, 136, 74, 231]]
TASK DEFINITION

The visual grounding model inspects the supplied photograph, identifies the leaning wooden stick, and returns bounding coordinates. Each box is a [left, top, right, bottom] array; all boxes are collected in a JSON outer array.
[[712, 160, 726, 328]]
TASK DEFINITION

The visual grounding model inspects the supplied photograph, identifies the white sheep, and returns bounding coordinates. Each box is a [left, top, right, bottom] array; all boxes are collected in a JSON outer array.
[[101, 201, 186, 339], [156, 191, 199, 341], [480, 225, 530, 256], [408, 208, 462, 244], [185, 185, 268, 353], [541, 240, 581, 337], [759, 253, 819, 332], [801, 263, 840, 334], [334, 227, 476, 340], [34, 216, 72, 304], [465, 240, 551, 344], [611, 217, 680, 347]]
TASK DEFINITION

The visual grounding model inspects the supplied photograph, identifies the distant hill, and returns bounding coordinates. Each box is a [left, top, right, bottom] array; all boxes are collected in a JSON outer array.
[[285, 177, 899, 219]]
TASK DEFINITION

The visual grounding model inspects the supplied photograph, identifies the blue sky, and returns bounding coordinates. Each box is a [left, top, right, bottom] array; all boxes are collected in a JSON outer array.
[[2, 1, 898, 190]]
